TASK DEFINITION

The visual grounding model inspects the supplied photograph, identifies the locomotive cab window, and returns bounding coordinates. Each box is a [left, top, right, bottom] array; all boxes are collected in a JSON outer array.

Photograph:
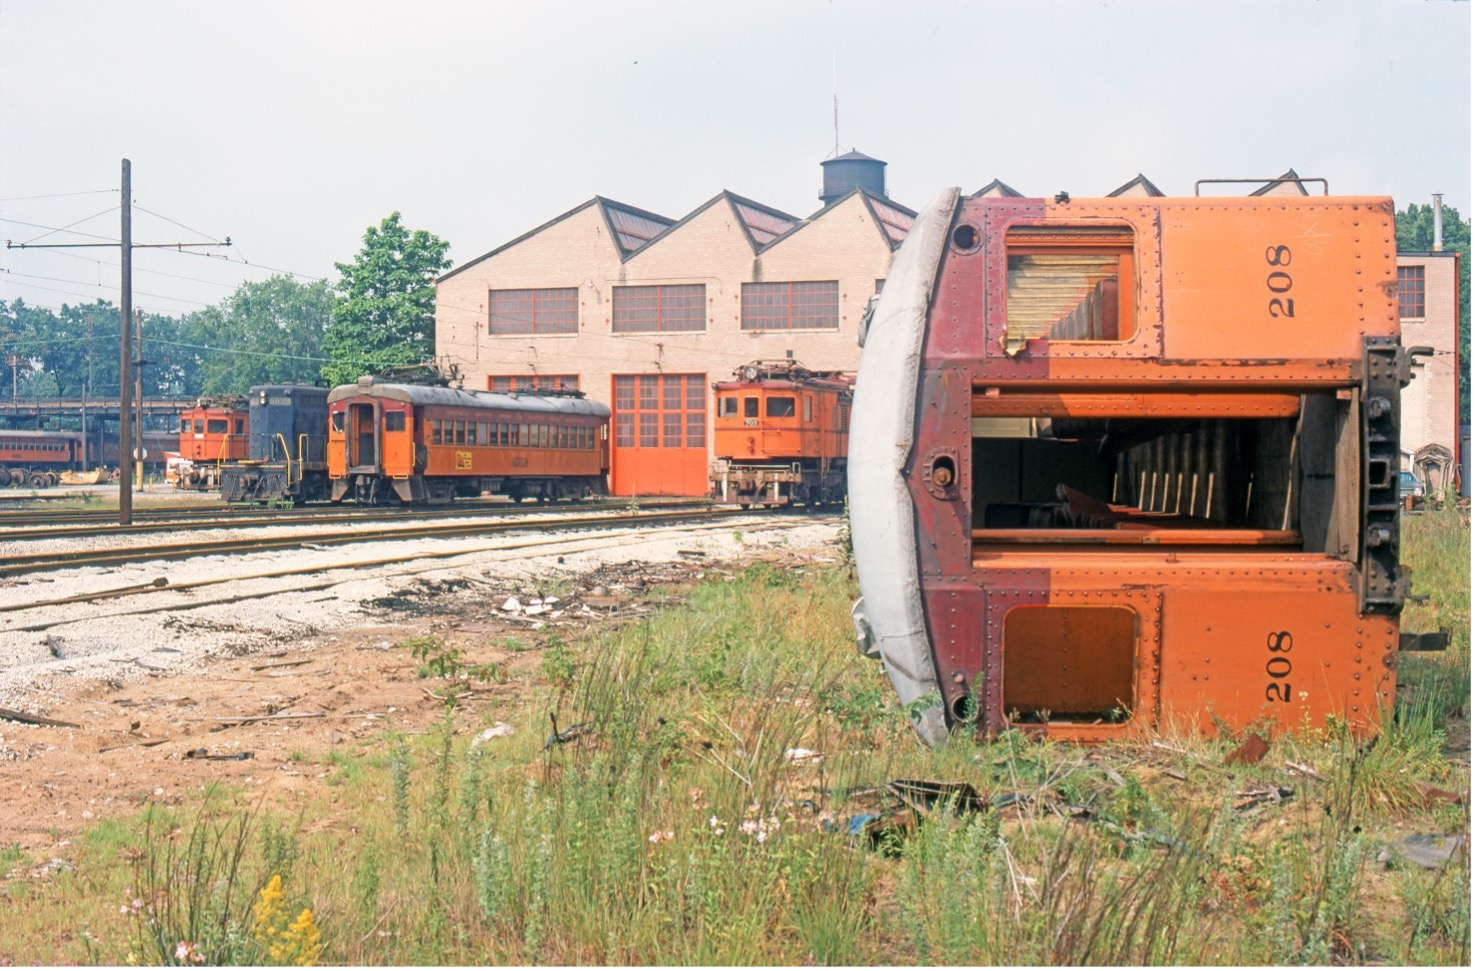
[[743, 397, 759, 418], [384, 412, 406, 433], [719, 396, 739, 418], [207, 419, 228, 434], [766, 396, 796, 418], [1004, 226, 1136, 352]]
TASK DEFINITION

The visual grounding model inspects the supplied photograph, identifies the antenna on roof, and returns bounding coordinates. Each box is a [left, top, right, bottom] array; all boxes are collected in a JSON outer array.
[[832, 51, 840, 159]]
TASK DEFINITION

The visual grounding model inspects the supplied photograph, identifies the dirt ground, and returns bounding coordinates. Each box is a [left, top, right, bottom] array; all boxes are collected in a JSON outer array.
[[0, 544, 822, 855]]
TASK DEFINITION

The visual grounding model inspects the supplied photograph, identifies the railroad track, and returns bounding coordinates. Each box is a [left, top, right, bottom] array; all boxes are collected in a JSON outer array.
[[0, 497, 709, 539], [0, 505, 811, 577], [0, 511, 834, 634]]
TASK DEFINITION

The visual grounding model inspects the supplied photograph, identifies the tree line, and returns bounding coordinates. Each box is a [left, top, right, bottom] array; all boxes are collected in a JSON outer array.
[[0, 212, 450, 402]]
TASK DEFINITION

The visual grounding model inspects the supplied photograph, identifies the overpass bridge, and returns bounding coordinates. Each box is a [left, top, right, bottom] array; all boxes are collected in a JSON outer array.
[[0, 397, 195, 427]]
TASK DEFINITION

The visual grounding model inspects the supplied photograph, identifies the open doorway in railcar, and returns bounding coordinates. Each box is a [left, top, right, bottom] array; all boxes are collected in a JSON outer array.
[[969, 391, 1358, 555], [348, 402, 378, 469]]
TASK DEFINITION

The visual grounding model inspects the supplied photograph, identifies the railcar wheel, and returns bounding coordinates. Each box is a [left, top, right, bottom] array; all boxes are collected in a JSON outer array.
[[8, 469, 26, 487], [28, 472, 46, 489]]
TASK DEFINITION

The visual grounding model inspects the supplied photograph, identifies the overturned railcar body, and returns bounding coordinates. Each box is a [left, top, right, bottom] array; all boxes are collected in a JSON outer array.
[[849, 188, 1417, 745]]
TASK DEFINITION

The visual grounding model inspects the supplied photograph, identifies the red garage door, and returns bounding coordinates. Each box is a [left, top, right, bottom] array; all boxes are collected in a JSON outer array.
[[611, 373, 708, 496]]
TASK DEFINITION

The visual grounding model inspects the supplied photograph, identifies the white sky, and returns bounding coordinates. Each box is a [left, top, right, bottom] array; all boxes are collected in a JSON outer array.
[[1, 0, 1469, 316]]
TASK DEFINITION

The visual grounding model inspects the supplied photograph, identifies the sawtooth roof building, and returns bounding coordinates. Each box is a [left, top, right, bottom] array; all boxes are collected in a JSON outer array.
[[435, 160, 1460, 496]]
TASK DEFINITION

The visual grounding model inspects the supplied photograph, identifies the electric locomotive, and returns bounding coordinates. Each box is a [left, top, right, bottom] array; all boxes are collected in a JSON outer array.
[[849, 185, 1421, 745], [176, 396, 249, 490], [327, 377, 610, 504], [710, 361, 853, 507]]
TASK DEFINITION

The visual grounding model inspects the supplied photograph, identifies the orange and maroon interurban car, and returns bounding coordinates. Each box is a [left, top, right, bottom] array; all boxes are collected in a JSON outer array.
[[850, 186, 1425, 744]]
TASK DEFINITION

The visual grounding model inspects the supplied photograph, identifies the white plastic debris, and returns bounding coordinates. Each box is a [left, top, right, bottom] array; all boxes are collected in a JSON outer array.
[[472, 722, 516, 746], [501, 597, 522, 612]]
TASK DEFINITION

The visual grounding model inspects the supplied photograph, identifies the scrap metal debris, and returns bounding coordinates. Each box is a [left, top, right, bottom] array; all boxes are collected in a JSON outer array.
[[1225, 733, 1270, 766], [1378, 834, 1468, 869], [0, 707, 80, 729], [182, 748, 254, 761]]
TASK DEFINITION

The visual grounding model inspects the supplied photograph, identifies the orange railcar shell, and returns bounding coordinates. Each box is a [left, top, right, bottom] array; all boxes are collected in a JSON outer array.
[[850, 188, 1415, 745]]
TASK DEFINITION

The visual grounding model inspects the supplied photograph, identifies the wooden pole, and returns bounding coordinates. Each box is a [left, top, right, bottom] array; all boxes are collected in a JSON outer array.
[[118, 159, 133, 525]]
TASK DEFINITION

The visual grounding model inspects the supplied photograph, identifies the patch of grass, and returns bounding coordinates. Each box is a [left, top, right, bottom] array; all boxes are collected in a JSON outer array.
[[10, 525, 1470, 965]]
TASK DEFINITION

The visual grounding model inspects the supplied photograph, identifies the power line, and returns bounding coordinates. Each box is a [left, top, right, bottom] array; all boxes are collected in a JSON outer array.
[[0, 189, 116, 203], [0, 215, 119, 244]]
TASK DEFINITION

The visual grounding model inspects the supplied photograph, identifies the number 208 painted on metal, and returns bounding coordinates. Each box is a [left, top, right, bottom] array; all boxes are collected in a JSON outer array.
[[1266, 245, 1294, 318], [1265, 630, 1294, 703]]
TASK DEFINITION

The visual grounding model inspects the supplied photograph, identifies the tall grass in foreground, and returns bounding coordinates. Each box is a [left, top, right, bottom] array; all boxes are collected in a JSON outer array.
[[2, 528, 1468, 965]]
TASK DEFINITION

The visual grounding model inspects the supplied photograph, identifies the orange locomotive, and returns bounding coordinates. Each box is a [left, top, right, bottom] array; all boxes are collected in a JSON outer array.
[[176, 396, 249, 489], [327, 377, 610, 504], [711, 361, 853, 507], [849, 186, 1424, 745]]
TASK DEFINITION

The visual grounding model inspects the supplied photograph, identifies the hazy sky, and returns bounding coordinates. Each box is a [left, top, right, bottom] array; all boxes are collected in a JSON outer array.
[[1, 0, 1469, 316]]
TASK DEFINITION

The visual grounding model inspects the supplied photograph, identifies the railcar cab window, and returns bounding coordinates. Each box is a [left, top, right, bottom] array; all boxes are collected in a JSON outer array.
[[181, 419, 193, 433], [1004, 226, 1136, 352], [718, 396, 739, 418], [743, 397, 759, 418], [766, 396, 796, 418], [330, 412, 345, 433], [384, 412, 406, 433], [207, 419, 228, 434]]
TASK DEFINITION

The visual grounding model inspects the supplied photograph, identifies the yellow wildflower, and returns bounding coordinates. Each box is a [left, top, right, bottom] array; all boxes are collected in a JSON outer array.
[[251, 874, 286, 946]]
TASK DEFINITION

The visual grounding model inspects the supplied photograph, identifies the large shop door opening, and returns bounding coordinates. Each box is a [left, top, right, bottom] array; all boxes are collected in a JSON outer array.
[[611, 373, 708, 496]]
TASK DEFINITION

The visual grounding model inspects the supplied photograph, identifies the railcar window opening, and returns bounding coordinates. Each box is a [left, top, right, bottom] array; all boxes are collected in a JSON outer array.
[[766, 396, 796, 418], [384, 412, 406, 433], [744, 397, 759, 418], [1002, 605, 1137, 726], [330, 412, 345, 433], [969, 398, 1350, 553], [803, 396, 813, 422], [207, 419, 228, 434], [234, 420, 244, 434], [1004, 226, 1136, 351], [719, 396, 738, 418]]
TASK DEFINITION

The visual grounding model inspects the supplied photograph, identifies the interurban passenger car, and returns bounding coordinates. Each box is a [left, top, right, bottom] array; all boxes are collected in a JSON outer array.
[[849, 186, 1422, 744]]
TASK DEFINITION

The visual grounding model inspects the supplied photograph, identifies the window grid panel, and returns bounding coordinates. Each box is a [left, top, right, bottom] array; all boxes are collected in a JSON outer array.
[[1398, 265, 1425, 319], [740, 281, 839, 331], [612, 284, 706, 333], [488, 287, 578, 336]]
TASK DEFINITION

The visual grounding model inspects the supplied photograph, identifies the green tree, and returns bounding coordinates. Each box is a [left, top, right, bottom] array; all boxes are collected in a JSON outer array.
[[1396, 201, 1470, 422], [321, 212, 451, 387], [174, 275, 332, 395]]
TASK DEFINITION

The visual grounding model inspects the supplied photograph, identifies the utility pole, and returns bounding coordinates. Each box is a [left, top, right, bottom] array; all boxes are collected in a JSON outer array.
[[82, 318, 92, 468], [135, 308, 145, 491], [4, 158, 229, 525], [119, 159, 133, 523]]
